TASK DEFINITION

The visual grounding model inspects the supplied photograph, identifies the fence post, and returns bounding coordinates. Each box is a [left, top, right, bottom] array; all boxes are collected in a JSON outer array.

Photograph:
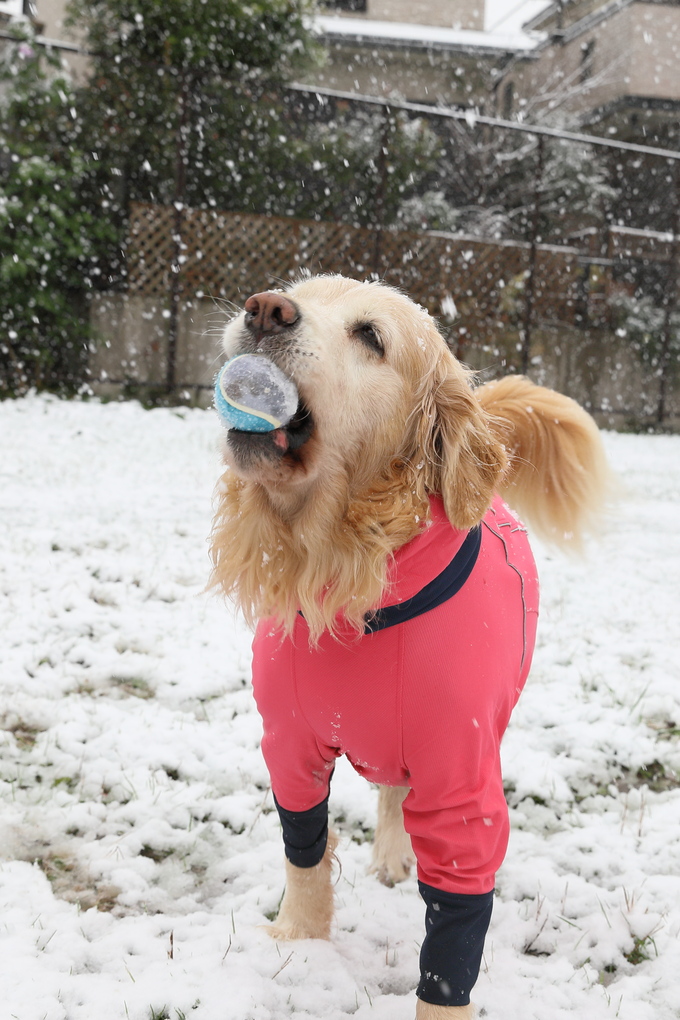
[[520, 134, 545, 375], [372, 104, 391, 275], [657, 163, 680, 425], [167, 73, 190, 394]]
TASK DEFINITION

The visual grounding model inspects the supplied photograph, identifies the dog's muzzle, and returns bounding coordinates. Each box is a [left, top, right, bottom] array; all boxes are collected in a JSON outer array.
[[227, 399, 314, 464], [225, 290, 314, 465]]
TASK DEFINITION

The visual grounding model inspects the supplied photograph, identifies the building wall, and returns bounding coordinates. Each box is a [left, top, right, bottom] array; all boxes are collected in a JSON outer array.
[[629, 3, 680, 101], [34, 0, 69, 38], [327, 0, 484, 29], [499, 2, 680, 122], [309, 39, 496, 105], [529, 0, 610, 32], [34, 0, 88, 78]]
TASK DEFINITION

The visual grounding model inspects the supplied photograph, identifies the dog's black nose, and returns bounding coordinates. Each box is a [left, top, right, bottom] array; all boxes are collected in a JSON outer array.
[[244, 292, 299, 335]]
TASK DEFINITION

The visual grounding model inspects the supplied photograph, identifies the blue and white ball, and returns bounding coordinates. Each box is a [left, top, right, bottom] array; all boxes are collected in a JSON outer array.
[[214, 354, 299, 433]]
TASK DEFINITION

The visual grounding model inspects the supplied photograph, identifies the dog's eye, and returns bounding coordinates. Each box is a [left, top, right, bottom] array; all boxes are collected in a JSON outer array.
[[354, 323, 384, 357]]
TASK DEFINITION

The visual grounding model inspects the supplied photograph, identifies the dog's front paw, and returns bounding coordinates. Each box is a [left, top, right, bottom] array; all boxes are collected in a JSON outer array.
[[415, 1001, 476, 1020], [266, 832, 337, 941], [268, 913, 331, 941], [266, 887, 334, 941]]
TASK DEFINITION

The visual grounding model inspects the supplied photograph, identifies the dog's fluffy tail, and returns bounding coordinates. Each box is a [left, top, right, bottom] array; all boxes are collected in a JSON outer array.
[[476, 375, 612, 549]]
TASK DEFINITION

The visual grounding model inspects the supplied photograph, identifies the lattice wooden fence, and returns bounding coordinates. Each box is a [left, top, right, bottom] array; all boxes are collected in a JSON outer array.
[[88, 203, 679, 423], [126, 202, 583, 347]]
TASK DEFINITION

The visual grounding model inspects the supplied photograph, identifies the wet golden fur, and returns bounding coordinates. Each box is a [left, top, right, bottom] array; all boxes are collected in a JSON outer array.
[[210, 274, 609, 641]]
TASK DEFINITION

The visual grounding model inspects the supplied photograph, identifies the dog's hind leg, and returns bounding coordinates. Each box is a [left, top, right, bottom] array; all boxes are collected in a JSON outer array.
[[370, 785, 416, 886], [268, 830, 338, 941]]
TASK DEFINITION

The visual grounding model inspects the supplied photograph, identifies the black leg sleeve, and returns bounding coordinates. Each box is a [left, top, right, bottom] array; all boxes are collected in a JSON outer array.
[[417, 882, 494, 1006], [273, 793, 330, 868]]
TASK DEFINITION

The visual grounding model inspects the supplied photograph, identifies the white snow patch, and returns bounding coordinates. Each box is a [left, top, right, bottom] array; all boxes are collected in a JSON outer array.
[[314, 14, 543, 52]]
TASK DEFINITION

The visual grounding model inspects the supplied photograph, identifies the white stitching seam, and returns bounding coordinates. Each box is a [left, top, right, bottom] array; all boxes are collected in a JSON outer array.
[[482, 515, 528, 672]]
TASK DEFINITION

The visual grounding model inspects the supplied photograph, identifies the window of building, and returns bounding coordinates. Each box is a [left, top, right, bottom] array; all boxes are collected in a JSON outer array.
[[321, 0, 368, 11], [502, 81, 514, 118], [580, 39, 595, 83]]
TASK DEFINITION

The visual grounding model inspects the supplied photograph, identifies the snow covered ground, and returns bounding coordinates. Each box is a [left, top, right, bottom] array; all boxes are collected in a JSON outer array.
[[1, 394, 679, 1020]]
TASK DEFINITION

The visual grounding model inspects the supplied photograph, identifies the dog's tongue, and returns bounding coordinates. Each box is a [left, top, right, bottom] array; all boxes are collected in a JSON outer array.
[[272, 428, 289, 451]]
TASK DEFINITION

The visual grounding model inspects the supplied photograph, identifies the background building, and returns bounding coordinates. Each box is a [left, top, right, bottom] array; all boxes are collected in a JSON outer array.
[[0, 0, 86, 76], [308, 0, 546, 108], [497, 0, 680, 142], [6, 0, 679, 143]]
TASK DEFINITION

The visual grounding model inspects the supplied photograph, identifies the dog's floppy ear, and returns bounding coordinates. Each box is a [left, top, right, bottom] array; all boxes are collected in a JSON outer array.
[[416, 352, 507, 530]]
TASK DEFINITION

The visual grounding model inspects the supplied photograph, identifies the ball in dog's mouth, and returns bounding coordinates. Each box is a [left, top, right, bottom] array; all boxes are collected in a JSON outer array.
[[227, 399, 315, 466], [215, 354, 299, 433]]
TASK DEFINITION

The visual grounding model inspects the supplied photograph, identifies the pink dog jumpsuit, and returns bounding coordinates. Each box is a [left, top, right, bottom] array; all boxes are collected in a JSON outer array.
[[252, 495, 539, 1007]]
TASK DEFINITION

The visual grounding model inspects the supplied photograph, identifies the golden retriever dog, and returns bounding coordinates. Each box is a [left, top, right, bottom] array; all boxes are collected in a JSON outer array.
[[210, 274, 608, 1019]]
